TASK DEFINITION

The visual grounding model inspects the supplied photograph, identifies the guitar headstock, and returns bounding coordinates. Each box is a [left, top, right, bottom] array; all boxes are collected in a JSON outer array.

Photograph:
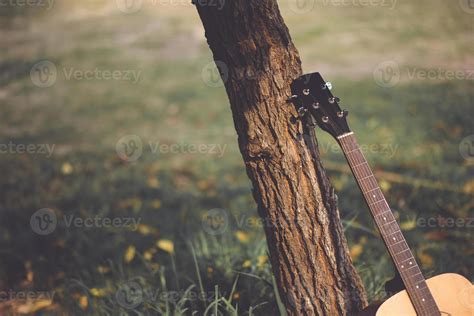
[[290, 72, 350, 139]]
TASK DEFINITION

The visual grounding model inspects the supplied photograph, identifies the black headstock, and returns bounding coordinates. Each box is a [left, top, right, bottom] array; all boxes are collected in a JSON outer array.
[[290, 72, 350, 139]]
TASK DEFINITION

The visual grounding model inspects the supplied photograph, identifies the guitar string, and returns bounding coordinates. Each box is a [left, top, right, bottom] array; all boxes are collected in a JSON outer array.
[[338, 135, 439, 315], [338, 135, 435, 314]]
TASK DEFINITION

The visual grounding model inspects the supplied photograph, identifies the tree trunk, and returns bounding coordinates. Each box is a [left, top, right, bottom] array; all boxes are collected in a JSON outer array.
[[194, 1, 368, 315]]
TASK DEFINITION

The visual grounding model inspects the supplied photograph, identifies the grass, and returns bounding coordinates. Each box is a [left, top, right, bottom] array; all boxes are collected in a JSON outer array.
[[0, 0, 472, 314]]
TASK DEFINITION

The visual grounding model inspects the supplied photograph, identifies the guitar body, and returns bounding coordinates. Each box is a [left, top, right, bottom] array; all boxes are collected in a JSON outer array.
[[359, 273, 474, 316]]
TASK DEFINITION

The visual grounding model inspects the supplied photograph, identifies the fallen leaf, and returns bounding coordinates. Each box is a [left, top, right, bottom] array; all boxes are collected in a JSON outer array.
[[124, 245, 136, 263], [156, 239, 174, 255], [234, 230, 250, 243]]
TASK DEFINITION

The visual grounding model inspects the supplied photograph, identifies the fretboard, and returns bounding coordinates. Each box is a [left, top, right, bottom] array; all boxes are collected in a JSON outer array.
[[337, 132, 440, 316]]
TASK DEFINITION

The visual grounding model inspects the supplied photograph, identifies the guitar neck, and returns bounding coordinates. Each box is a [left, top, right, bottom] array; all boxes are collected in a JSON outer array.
[[337, 132, 440, 316]]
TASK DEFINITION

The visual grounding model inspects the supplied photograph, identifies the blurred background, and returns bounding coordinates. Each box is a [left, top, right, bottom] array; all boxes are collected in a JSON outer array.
[[0, 0, 473, 314]]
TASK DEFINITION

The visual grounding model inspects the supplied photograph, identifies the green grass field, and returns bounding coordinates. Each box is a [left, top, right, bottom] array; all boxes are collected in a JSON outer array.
[[0, 0, 473, 314]]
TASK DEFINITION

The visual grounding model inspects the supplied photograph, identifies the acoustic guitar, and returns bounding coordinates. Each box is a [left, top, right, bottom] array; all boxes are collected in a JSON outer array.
[[290, 73, 473, 316]]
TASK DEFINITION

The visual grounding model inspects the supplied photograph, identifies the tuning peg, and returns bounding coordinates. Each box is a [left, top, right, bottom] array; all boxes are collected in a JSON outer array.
[[287, 95, 298, 103], [337, 110, 349, 117], [328, 97, 341, 104], [297, 107, 307, 117], [322, 82, 332, 90], [322, 116, 329, 123]]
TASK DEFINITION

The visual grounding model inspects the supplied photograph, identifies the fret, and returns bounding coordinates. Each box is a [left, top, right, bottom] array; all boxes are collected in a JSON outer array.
[[409, 272, 426, 285], [368, 198, 388, 208], [345, 149, 366, 165], [363, 187, 385, 205], [394, 248, 413, 263], [374, 209, 395, 225], [352, 161, 372, 178]]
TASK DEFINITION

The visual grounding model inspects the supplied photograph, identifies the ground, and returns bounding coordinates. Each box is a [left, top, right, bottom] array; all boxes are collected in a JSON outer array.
[[0, 0, 473, 314]]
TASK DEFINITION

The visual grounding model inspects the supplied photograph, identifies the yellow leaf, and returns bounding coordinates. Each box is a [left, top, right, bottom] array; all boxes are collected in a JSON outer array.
[[400, 218, 417, 231], [89, 288, 107, 297], [257, 255, 267, 269], [16, 299, 53, 314], [26, 270, 34, 283], [147, 177, 160, 188], [156, 239, 174, 254], [418, 251, 434, 268], [119, 198, 142, 210], [463, 179, 474, 194], [137, 224, 156, 235], [97, 265, 110, 274], [144, 250, 153, 261], [150, 199, 162, 209], [380, 180, 391, 192], [234, 230, 250, 243], [61, 162, 73, 175], [124, 245, 136, 263], [242, 260, 251, 268], [350, 244, 364, 260], [79, 295, 88, 309]]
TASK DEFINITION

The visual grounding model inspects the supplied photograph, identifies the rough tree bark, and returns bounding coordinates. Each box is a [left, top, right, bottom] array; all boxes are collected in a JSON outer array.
[[194, 1, 368, 315]]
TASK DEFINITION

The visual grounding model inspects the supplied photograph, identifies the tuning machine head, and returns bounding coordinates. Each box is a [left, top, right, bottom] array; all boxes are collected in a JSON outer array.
[[290, 72, 351, 139]]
